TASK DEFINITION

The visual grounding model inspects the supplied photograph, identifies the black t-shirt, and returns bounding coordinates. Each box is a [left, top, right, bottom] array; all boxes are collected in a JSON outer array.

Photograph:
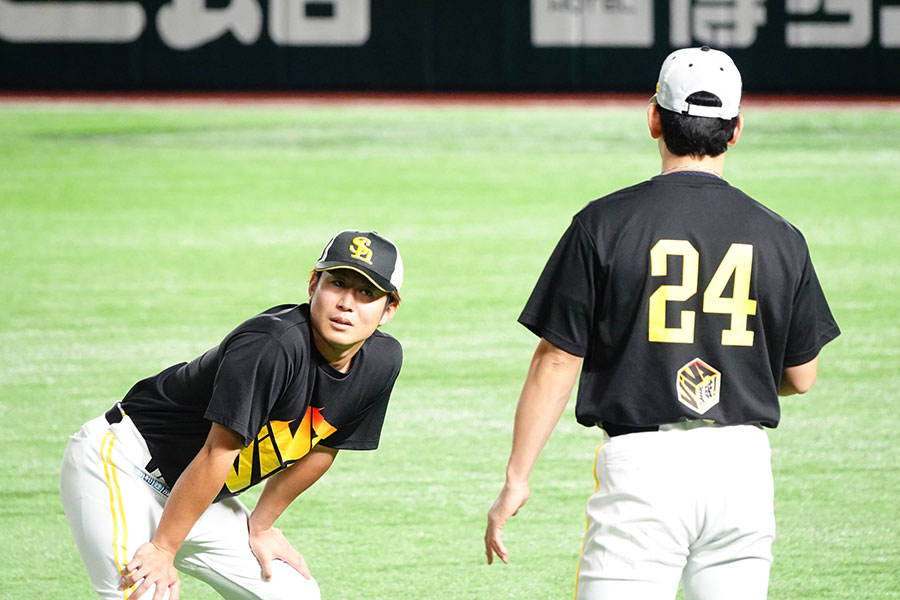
[[121, 304, 402, 500], [519, 173, 840, 429]]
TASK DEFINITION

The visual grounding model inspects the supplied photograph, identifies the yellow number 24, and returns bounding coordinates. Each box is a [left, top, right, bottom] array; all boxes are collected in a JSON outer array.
[[648, 240, 757, 346]]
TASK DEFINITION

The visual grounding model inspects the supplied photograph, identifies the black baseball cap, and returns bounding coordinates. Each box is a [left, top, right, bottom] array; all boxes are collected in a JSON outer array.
[[315, 230, 404, 293]]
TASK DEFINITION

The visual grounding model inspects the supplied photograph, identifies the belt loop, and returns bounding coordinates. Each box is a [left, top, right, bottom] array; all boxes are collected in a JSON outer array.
[[145, 459, 164, 481], [104, 402, 125, 425]]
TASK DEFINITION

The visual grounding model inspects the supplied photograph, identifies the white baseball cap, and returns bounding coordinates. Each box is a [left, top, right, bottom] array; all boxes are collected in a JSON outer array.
[[652, 46, 742, 119]]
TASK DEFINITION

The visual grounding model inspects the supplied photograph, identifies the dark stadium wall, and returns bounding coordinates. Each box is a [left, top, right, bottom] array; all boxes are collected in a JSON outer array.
[[1, 0, 898, 92]]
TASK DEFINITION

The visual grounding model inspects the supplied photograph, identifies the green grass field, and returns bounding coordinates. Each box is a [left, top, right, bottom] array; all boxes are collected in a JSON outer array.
[[0, 100, 898, 599]]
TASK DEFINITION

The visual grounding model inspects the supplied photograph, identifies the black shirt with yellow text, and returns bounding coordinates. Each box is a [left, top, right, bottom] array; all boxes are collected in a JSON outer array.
[[121, 304, 402, 501]]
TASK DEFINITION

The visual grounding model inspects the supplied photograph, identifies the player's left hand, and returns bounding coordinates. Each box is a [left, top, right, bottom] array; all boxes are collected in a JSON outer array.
[[249, 525, 312, 581], [485, 481, 530, 565]]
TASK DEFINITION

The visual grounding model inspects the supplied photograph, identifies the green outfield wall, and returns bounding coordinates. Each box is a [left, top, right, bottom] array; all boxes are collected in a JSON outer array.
[[1, 0, 898, 92]]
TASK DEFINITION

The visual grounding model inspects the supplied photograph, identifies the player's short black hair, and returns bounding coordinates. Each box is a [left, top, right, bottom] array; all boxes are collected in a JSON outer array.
[[657, 91, 739, 158]]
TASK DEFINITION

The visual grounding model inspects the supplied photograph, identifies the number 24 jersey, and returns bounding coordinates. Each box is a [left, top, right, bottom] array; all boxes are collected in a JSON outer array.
[[519, 173, 840, 429]]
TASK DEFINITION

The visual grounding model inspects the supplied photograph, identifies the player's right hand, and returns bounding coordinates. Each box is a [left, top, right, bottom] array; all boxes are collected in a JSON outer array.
[[485, 481, 530, 565], [120, 541, 180, 600], [249, 525, 312, 581]]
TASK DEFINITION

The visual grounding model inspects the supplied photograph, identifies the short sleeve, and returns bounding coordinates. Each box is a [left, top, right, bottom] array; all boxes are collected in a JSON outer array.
[[783, 252, 841, 367], [204, 333, 292, 446], [518, 217, 601, 357]]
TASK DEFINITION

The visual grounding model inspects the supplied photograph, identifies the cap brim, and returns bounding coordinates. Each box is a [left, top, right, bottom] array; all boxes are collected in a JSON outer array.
[[315, 263, 394, 293]]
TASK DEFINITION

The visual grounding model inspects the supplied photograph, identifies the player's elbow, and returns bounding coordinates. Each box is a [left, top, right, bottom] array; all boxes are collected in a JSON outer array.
[[785, 377, 816, 395], [780, 357, 818, 396]]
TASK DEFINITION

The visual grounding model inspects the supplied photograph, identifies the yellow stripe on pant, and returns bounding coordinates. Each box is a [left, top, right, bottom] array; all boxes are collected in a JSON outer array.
[[573, 442, 606, 600], [101, 432, 133, 599]]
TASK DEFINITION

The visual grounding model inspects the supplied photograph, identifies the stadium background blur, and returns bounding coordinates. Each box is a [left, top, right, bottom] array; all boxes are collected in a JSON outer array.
[[1, 2, 898, 599]]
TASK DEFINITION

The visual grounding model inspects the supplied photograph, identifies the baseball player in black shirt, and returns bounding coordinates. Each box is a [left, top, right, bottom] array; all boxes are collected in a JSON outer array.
[[61, 230, 404, 600], [485, 47, 840, 600]]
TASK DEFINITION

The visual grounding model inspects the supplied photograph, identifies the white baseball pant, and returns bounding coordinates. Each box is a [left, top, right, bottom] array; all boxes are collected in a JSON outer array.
[[60, 412, 321, 600], [576, 423, 775, 600]]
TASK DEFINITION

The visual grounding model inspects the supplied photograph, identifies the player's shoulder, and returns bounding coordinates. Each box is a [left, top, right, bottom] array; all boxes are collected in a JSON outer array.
[[239, 304, 308, 331], [366, 329, 403, 356], [569, 179, 664, 237], [225, 304, 311, 350], [575, 178, 667, 220], [724, 184, 810, 244], [582, 179, 654, 208], [362, 329, 403, 371]]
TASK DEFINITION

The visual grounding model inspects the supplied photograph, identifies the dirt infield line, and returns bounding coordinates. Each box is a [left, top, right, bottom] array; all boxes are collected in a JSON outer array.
[[0, 90, 898, 110]]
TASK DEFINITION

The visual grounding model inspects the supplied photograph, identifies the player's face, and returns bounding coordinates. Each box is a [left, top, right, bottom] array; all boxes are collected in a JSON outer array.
[[308, 269, 397, 366]]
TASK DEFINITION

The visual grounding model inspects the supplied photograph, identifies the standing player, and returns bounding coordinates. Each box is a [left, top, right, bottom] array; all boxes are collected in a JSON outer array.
[[485, 47, 840, 599], [61, 230, 404, 600]]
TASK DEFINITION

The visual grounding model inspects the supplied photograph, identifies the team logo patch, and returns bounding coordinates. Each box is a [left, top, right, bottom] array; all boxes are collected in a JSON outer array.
[[676, 358, 721, 414], [349, 236, 374, 264]]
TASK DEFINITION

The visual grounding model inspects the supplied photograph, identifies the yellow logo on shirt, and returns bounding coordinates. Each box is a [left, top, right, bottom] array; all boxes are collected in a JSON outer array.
[[349, 236, 374, 264], [225, 407, 337, 494]]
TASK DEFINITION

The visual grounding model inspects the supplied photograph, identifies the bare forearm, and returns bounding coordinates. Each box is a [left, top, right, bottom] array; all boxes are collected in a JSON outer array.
[[153, 449, 237, 553], [505, 339, 582, 485], [150, 423, 243, 554], [484, 338, 582, 566], [250, 446, 337, 533]]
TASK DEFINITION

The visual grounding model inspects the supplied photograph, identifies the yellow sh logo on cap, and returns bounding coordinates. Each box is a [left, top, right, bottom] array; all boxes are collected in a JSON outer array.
[[349, 236, 374, 264]]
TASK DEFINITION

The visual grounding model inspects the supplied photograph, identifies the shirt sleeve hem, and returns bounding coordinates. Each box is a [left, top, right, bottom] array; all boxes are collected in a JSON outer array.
[[783, 324, 841, 367], [320, 440, 379, 451], [517, 315, 587, 358], [204, 410, 254, 447]]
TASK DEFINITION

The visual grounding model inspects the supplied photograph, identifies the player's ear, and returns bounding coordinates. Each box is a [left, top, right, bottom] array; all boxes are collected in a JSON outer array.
[[727, 114, 744, 147], [378, 298, 398, 327], [647, 104, 663, 139], [308, 271, 321, 300]]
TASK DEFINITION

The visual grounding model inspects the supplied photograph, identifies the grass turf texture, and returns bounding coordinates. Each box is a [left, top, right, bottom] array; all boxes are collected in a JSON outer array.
[[0, 101, 898, 600]]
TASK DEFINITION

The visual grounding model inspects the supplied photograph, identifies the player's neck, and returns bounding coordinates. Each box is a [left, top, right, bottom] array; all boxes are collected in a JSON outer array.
[[311, 330, 363, 373], [659, 147, 726, 179]]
